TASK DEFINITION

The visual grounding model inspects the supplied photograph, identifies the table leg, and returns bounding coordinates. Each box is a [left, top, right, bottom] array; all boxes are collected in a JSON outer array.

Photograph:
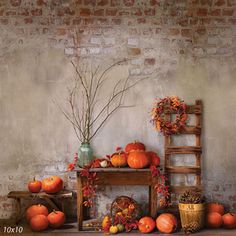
[[77, 175, 83, 231], [149, 185, 157, 219], [15, 198, 21, 224]]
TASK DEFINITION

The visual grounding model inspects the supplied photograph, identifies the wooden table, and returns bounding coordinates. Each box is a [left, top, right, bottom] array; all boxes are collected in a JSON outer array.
[[7, 190, 73, 223], [76, 168, 158, 231]]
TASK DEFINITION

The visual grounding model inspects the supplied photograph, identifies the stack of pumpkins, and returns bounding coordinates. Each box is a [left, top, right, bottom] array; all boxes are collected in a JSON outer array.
[[27, 175, 65, 232], [110, 141, 160, 169], [206, 202, 236, 229]]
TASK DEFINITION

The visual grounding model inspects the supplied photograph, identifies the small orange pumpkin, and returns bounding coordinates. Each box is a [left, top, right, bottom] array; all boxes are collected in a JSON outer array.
[[127, 150, 150, 169], [222, 213, 236, 229], [111, 151, 127, 167], [147, 151, 160, 166], [156, 213, 178, 234], [47, 210, 65, 228], [138, 216, 156, 233], [30, 214, 49, 232], [26, 204, 49, 222], [206, 202, 225, 215], [125, 141, 146, 153], [206, 212, 223, 228]]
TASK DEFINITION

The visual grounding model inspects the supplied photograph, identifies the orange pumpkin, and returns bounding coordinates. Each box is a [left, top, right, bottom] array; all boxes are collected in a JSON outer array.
[[222, 213, 236, 229], [206, 212, 223, 228], [42, 176, 63, 194], [28, 178, 42, 193], [47, 210, 65, 228], [206, 202, 224, 215], [125, 141, 146, 153], [156, 213, 178, 234], [138, 216, 156, 233], [26, 204, 49, 222], [111, 151, 127, 167], [147, 151, 160, 166], [127, 150, 150, 169], [30, 214, 49, 231]]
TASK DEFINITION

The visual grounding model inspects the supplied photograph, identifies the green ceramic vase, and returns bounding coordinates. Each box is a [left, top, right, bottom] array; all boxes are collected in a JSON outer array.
[[78, 143, 93, 167]]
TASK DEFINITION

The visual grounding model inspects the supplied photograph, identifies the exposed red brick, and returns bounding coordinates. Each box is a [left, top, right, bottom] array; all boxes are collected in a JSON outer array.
[[227, 0, 236, 6], [57, 8, 64, 16], [229, 195, 236, 201], [6, 11, 17, 16], [228, 18, 236, 24], [169, 28, 180, 35], [213, 18, 226, 23], [200, 0, 213, 6], [94, 9, 104, 16], [123, 0, 135, 6], [83, 18, 94, 25], [0, 9, 4, 16], [195, 27, 207, 35], [111, 18, 122, 25], [24, 18, 33, 24], [31, 9, 42, 16], [150, 0, 160, 6], [63, 18, 70, 25], [144, 8, 155, 16], [84, 0, 96, 6], [131, 8, 142, 16], [37, 0, 46, 5], [80, 8, 91, 16], [137, 18, 146, 24], [190, 18, 198, 25], [111, 0, 121, 6], [0, 19, 8, 25], [10, 0, 21, 7], [57, 28, 66, 35], [178, 18, 189, 27], [200, 18, 211, 24], [197, 8, 208, 16], [18, 8, 29, 16], [144, 58, 155, 65], [119, 10, 130, 16], [73, 18, 81, 25], [106, 9, 118, 16], [209, 9, 221, 16], [214, 0, 226, 6], [64, 7, 75, 15], [97, 18, 109, 25], [181, 29, 192, 37], [128, 48, 141, 55], [191, 0, 199, 3], [97, 0, 109, 6], [222, 8, 234, 16]]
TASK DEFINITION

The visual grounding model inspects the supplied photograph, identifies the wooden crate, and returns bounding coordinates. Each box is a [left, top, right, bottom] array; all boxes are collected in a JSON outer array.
[[164, 100, 203, 196]]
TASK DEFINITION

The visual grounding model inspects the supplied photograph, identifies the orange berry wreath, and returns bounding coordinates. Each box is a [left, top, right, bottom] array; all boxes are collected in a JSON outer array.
[[151, 96, 188, 136]]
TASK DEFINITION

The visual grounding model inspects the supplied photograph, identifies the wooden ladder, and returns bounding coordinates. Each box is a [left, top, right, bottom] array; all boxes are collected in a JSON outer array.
[[164, 100, 202, 196]]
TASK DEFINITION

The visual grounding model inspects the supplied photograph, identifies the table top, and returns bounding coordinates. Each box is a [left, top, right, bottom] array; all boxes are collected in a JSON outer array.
[[74, 167, 151, 173]]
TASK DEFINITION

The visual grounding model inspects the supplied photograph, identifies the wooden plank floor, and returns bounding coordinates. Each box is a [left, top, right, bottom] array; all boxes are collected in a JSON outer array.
[[1, 221, 236, 235]]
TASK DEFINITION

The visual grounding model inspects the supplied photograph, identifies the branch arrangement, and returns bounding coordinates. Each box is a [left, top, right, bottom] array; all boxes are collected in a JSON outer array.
[[55, 59, 144, 143]]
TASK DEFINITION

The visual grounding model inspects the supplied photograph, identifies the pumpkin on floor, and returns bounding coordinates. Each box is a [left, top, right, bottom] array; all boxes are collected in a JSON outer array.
[[138, 216, 156, 233], [127, 150, 150, 169], [206, 202, 224, 215], [125, 141, 146, 153], [206, 212, 223, 228], [222, 213, 236, 229], [26, 204, 49, 222], [156, 213, 178, 234], [28, 178, 42, 193], [30, 214, 49, 232], [42, 176, 63, 194], [47, 210, 65, 228]]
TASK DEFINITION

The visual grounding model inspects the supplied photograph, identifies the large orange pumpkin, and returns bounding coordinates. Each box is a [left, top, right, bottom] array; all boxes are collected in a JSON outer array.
[[26, 204, 49, 222], [147, 151, 160, 167], [28, 178, 42, 193], [138, 216, 156, 233], [127, 150, 150, 169], [206, 202, 224, 215], [47, 210, 65, 228], [156, 213, 178, 234], [111, 151, 127, 167], [125, 141, 146, 153], [30, 214, 49, 231], [206, 212, 223, 228], [222, 213, 236, 229], [42, 176, 63, 194]]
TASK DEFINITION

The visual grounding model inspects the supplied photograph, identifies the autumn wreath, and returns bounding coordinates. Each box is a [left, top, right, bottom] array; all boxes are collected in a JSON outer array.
[[151, 96, 188, 136]]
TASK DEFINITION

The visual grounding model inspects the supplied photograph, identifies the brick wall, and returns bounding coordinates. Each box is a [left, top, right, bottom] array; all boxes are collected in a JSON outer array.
[[0, 0, 236, 219]]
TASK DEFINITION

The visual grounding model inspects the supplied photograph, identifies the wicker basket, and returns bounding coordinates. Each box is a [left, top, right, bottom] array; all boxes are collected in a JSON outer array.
[[178, 203, 205, 229], [110, 196, 141, 220]]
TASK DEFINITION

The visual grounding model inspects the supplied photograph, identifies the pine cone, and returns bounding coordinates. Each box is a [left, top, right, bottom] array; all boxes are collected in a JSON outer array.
[[179, 189, 203, 204], [183, 221, 200, 234]]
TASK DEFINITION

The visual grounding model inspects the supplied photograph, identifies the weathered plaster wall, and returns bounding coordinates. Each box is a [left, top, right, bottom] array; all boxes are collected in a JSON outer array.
[[0, 0, 236, 219]]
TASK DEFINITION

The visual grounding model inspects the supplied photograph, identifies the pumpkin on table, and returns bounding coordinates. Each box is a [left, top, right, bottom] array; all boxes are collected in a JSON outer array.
[[28, 178, 42, 193], [111, 151, 127, 167], [125, 141, 146, 153], [138, 216, 156, 233], [147, 151, 160, 167], [30, 214, 49, 232], [26, 204, 49, 222], [127, 150, 150, 169], [156, 213, 178, 234], [47, 210, 65, 228], [42, 176, 63, 194]]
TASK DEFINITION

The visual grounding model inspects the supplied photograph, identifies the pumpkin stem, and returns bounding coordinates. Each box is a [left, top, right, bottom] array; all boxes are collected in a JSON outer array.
[[53, 209, 58, 214], [33, 177, 35, 181]]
